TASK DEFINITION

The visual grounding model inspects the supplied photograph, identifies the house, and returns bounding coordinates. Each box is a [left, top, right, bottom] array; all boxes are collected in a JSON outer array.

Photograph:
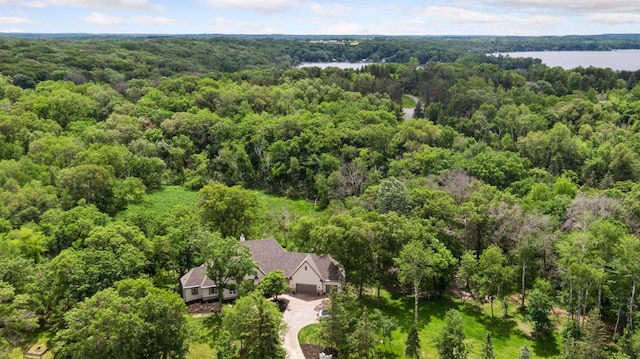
[[180, 238, 345, 302]]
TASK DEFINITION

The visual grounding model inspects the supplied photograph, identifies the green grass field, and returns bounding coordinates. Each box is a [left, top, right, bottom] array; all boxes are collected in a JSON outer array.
[[252, 190, 324, 244], [299, 289, 562, 359], [402, 95, 417, 108], [116, 185, 199, 220], [116, 186, 324, 243]]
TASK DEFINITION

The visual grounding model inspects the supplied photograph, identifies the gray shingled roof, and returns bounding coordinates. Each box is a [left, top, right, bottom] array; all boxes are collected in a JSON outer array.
[[245, 238, 344, 281], [180, 264, 216, 288], [181, 238, 344, 288]]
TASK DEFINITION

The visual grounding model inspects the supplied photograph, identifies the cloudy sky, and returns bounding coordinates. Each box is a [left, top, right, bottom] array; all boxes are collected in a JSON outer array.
[[0, 0, 639, 35]]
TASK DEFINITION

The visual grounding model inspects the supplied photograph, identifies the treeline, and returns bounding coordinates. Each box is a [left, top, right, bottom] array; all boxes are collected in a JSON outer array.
[[3, 39, 640, 356], [2, 34, 640, 88]]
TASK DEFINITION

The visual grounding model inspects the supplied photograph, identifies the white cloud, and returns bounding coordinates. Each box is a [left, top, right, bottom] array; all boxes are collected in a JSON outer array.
[[467, 0, 640, 13], [585, 12, 640, 25], [416, 6, 502, 23], [131, 15, 176, 25], [200, 0, 298, 13], [83, 12, 125, 25], [324, 21, 366, 34], [210, 17, 281, 33], [84, 12, 176, 26], [0, 15, 37, 24], [0, 0, 163, 11], [307, 2, 350, 17], [0, 27, 26, 32], [512, 14, 563, 27]]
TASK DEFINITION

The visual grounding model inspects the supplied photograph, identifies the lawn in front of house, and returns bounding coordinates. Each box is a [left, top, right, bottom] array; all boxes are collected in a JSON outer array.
[[299, 289, 562, 359]]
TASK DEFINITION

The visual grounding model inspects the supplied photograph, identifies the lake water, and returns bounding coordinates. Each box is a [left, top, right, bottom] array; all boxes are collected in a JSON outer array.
[[296, 62, 374, 70], [494, 50, 640, 71]]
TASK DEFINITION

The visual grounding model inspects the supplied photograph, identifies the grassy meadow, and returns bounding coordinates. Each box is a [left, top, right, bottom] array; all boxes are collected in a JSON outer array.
[[300, 289, 563, 359]]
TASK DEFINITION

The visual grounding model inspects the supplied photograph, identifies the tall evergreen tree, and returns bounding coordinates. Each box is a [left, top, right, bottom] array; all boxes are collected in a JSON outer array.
[[519, 343, 532, 359], [481, 333, 495, 359], [222, 291, 286, 359], [435, 309, 468, 359], [405, 325, 421, 359]]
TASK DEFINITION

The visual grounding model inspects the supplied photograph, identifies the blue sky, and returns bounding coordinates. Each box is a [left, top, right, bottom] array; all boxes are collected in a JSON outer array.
[[0, 0, 639, 35]]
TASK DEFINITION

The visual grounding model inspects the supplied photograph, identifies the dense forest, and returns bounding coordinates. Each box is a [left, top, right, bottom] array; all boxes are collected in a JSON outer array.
[[3, 34, 640, 358]]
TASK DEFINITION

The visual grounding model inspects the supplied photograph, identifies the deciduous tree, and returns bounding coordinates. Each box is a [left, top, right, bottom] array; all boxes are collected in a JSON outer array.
[[198, 182, 258, 238], [200, 232, 256, 304], [53, 278, 188, 359]]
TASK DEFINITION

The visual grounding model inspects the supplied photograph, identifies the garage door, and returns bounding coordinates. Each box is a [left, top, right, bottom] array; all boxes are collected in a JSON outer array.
[[296, 283, 317, 295]]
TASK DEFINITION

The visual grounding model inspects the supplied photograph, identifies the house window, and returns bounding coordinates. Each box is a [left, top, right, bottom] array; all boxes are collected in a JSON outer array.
[[191, 287, 199, 295], [209, 287, 217, 295], [305, 266, 307, 271], [229, 288, 237, 295]]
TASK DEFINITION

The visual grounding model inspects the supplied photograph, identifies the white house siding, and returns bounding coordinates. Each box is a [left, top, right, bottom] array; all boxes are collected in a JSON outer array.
[[183, 287, 203, 302], [290, 261, 322, 295]]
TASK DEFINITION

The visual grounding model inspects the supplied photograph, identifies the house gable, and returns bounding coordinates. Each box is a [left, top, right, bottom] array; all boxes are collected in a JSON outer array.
[[180, 238, 344, 302]]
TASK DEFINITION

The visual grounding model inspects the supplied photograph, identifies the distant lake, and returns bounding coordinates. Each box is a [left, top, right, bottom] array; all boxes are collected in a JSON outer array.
[[494, 50, 640, 71], [296, 62, 375, 69]]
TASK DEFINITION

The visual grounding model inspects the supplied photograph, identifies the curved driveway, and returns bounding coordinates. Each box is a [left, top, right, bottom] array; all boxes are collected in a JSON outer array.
[[280, 294, 326, 359], [403, 94, 419, 119]]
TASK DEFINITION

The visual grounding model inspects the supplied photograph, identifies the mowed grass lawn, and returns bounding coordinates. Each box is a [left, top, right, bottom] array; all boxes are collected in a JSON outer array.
[[402, 95, 416, 108], [300, 289, 562, 359]]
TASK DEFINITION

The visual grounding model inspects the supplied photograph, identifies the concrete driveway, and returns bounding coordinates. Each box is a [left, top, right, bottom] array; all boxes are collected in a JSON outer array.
[[280, 294, 327, 359]]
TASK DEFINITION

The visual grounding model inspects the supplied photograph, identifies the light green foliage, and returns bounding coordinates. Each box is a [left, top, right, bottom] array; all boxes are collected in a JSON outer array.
[[199, 232, 256, 304], [0, 281, 39, 350], [50, 204, 110, 254], [435, 309, 468, 359], [257, 270, 288, 299], [198, 182, 258, 239], [53, 278, 188, 359], [395, 239, 455, 327], [474, 245, 509, 318], [375, 177, 410, 214], [222, 291, 286, 359]]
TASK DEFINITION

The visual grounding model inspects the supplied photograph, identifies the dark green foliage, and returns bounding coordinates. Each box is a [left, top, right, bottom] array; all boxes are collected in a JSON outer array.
[[199, 232, 256, 304], [198, 182, 258, 239], [481, 333, 495, 359], [222, 291, 286, 359], [526, 285, 554, 337], [53, 278, 188, 359], [405, 325, 420, 359], [519, 343, 532, 359], [319, 289, 354, 355], [4, 35, 640, 358]]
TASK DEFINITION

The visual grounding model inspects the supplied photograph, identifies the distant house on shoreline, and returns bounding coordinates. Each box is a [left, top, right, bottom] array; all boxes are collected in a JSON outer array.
[[180, 238, 345, 302]]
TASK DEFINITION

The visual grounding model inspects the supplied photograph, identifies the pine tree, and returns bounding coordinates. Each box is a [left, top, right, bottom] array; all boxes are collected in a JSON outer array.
[[351, 308, 376, 358], [405, 325, 420, 359], [480, 333, 495, 359], [519, 343, 532, 359], [413, 100, 425, 118], [435, 309, 468, 359]]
